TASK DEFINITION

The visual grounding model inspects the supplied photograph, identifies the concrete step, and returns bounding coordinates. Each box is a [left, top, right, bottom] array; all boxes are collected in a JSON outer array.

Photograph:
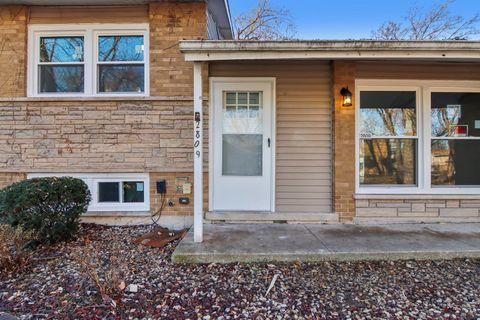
[[205, 211, 339, 223], [172, 223, 480, 264]]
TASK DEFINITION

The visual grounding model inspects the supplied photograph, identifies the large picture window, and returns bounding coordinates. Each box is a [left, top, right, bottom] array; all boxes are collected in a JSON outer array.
[[431, 92, 480, 186], [359, 91, 417, 185], [357, 81, 480, 194], [29, 24, 149, 97]]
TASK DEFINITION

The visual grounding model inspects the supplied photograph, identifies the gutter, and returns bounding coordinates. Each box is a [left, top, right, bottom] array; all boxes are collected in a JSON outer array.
[[180, 40, 480, 61]]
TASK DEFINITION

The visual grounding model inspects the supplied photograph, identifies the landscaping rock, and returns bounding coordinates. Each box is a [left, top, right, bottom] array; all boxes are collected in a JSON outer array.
[[0, 224, 478, 319]]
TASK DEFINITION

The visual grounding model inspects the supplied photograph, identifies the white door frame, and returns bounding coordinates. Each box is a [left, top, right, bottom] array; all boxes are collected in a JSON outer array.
[[209, 77, 276, 212]]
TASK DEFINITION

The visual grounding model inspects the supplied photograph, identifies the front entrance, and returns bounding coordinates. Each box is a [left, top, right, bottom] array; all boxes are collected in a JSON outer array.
[[211, 78, 275, 211]]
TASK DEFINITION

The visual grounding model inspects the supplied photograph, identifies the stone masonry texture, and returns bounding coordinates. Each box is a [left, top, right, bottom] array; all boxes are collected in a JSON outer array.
[[0, 3, 209, 221]]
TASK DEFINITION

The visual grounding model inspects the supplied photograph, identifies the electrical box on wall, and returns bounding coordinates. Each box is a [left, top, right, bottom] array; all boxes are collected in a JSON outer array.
[[156, 179, 166, 194], [179, 197, 190, 205]]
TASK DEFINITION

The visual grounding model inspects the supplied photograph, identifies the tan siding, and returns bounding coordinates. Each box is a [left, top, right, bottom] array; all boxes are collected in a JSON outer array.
[[210, 61, 333, 213], [357, 61, 480, 80], [28, 6, 149, 24]]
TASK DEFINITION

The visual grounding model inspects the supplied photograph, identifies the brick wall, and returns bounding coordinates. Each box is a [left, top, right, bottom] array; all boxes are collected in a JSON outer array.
[[0, 6, 27, 97], [149, 2, 207, 97], [356, 197, 480, 223], [0, 172, 25, 188], [332, 61, 356, 221], [0, 3, 209, 224]]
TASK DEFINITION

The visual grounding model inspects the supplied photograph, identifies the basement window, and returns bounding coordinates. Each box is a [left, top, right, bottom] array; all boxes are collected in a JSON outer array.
[[28, 24, 149, 97], [27, 173, 150, 212]]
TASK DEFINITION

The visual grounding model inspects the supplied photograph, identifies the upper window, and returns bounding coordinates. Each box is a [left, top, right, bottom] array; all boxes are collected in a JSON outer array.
[[29, 24, 149, 97], [357, 81, 480, 194]]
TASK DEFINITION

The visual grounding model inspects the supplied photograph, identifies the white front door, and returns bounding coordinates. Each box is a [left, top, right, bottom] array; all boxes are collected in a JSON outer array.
[[211, 79, 275, 211]]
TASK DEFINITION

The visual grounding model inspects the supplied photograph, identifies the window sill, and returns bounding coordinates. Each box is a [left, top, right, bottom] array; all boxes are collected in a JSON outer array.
[[1, 96, 196, 102], [354, 193, 480, 200]]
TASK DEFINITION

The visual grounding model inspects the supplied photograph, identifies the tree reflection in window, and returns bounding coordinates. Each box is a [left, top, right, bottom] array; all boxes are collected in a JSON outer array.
[[38, 36, 84, 93], [359, 91, 417, 185]]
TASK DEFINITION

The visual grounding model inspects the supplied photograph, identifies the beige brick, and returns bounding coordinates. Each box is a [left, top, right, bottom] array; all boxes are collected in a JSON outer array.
[[460, 200, 480, 208], [375, 202, 411, 208], [411, 203, 426, 212], [356, 208, 398, 217], [355, 199, 369, 208], [446, 200, 460, 208], [398, 210, 439, 217], [439, 208, 479, 217], [426, 201, 446, 208]]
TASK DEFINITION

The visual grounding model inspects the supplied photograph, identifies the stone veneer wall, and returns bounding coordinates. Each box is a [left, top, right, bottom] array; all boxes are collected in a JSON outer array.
[[355, 197, 480, 223], [0, 3, 209, 226]]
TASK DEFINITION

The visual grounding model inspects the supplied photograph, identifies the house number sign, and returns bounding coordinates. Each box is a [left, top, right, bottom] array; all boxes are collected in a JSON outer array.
[[194, 112, 201, 159]]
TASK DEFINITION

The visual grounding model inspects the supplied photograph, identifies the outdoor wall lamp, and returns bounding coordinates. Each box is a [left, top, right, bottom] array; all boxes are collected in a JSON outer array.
[[340, 87, 353, 107]]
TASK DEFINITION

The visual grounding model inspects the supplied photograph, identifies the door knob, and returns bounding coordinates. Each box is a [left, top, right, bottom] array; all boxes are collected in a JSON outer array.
[[267, 138, 271, 148]]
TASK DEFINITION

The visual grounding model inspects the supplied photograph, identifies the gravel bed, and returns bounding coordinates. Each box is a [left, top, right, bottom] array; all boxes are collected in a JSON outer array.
[[1, 224, 479, 319]]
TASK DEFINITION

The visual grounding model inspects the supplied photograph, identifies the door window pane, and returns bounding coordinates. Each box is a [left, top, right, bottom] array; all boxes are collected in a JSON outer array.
[[98, 35, 144, 62], [40, 36, 84, 62], [223, 134, 263, 176], [98, 182, 120, 202], [360, 91, 416, 137], [39, 65, 84, 93], [98, 64, 144, 93], [222, 91, 264, 176], [123, 181, 145, 203], [431, 93, 480, 137], [360, 138, 417, 185]]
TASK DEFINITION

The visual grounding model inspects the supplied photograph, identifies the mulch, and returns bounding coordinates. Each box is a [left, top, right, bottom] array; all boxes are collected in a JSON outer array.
[[0, 224, 479, 319]]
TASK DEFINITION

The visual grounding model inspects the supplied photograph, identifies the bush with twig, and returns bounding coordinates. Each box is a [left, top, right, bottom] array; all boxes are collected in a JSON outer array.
[[0, 225, 35, 274]]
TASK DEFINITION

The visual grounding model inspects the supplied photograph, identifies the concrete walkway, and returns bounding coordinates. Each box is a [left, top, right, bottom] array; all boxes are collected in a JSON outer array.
[[172, 223, 480, 263]]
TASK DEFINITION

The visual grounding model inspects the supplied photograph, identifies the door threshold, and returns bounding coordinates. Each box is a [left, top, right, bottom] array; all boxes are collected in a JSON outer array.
[[206, 211, 339, 223]]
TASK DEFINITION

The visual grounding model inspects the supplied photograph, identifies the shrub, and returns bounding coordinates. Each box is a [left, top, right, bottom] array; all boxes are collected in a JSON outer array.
[[0, 177, 91, 243], [0, 225, 34, 274]]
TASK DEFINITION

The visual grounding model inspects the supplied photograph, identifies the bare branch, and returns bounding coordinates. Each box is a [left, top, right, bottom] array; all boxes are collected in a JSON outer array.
[[235, 0, 297, 40], [371, 0, 480, 40]]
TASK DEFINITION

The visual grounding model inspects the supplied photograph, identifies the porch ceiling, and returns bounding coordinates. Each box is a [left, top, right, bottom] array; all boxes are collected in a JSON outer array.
[[180, 40, 480, 62]]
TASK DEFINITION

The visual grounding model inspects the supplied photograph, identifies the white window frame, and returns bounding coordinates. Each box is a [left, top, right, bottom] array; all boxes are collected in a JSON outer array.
[[356, 79, 480, 195], [28, 24, 149, 98], [27, 173, 150, 212]]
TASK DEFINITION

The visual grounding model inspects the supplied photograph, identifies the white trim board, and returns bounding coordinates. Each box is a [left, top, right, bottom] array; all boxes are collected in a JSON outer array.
[[355, 79, 480, 195]]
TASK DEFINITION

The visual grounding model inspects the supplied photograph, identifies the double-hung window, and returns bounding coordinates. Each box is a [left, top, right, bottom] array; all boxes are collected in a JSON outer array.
[[357, 80, 480, 194], [29, 24, 149, 97]]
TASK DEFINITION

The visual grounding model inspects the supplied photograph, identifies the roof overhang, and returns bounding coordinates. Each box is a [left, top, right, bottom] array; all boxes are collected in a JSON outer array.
[[0, 0, 233, 39], [180, 40, 480, 62]]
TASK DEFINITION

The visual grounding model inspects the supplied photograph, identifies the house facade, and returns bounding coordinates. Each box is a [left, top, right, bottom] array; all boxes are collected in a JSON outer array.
[[1, 1, 480, 241]]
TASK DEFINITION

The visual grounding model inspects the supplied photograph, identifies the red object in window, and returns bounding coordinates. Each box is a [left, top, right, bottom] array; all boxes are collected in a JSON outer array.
[[452, 125, 468, 136]]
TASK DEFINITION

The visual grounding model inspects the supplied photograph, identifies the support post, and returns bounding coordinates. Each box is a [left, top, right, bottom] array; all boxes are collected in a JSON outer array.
[[193, 62, 203, 243]]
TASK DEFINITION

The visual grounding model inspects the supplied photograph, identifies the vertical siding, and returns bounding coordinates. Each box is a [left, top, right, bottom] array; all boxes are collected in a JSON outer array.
[[209, 61, 333, 213]]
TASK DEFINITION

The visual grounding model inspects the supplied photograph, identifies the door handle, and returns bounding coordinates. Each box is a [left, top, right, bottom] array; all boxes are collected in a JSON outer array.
[[267, 138, 271, 148]]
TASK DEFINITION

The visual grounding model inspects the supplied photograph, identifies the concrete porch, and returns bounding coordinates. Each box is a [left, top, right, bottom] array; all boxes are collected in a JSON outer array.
[[172, 223, 480, 263]]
